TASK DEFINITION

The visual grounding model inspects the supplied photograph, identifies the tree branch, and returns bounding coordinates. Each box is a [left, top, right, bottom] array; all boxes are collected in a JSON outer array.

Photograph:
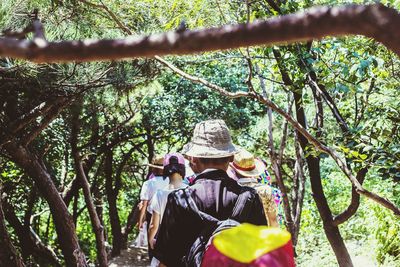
[[21, 97, 72, 146], [0, 4, 399, 62], [333, 168, 368, 226], [251, 93, 400, 216]]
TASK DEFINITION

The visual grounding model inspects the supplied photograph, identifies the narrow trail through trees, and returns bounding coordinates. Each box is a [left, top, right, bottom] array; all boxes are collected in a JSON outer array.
[[108, 245, 149, 267]]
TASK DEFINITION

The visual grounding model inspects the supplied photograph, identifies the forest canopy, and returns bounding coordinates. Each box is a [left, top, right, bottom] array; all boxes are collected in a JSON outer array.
[[0, 0, 399, 266]]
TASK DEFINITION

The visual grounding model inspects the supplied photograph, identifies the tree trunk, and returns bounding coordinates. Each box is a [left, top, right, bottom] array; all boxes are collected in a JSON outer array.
[[293, 90, 353, 267], [121, 202, 140, 249], [0, 185, 25, 267], [105, 149, 124, 257], [3, 200, 61, 266], [71, 102, 108, 267], [73, 156, 108, 267], [4, 142, 87, 267]]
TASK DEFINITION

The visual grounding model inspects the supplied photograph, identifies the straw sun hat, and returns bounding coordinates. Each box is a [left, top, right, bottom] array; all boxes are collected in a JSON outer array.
[[230, 150, 266, 178], [184, 120, 239, 158], [147, 155, 164, 169]]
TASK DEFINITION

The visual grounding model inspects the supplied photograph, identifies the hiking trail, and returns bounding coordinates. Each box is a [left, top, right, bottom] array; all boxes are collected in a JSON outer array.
[[108, 245, 149, 267]]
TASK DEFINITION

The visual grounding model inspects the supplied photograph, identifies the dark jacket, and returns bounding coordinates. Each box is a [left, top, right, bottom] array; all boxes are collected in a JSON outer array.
[[153, 169, 268, 267]]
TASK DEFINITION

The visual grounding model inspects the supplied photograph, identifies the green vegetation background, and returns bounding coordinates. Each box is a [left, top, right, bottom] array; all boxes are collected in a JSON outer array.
[[0, 0, 399, 266]]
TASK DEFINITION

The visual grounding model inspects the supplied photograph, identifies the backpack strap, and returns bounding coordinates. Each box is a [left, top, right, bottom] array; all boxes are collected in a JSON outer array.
[[186, 191, 219, 222], [231, 187, 256, 222], [183, 188, 255, 267]]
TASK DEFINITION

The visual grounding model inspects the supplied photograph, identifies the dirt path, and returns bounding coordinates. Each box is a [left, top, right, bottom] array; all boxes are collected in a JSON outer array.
[[108, 245, 150, 267]]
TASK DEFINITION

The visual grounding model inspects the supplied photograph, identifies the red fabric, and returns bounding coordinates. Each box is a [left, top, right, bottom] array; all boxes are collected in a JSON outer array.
[[201, 241, 295, 267]]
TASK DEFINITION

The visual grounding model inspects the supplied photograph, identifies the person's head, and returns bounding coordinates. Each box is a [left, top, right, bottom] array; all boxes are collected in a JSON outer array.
[[147, 155, 164, 176], [183, 119, 238, 173], [230, 150, 265, 179], [190, 156, 233, 173], [163, 153, 186, 185]]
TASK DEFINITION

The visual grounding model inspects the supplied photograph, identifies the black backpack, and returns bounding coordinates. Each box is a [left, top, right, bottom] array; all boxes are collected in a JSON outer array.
[[182, 189, 256, 267]]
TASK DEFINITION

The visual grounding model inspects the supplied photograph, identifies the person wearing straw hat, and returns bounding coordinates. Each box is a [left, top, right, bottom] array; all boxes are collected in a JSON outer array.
[[153, 120, 267, 267], [138, 155, 169, 259], [138, 155, 167, 229], [230, 149, 279, 227]]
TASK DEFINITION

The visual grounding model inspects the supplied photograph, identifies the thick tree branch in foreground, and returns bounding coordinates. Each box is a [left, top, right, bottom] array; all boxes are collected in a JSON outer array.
[[76, 0, 247, 99], [0, 4, 399, 62]]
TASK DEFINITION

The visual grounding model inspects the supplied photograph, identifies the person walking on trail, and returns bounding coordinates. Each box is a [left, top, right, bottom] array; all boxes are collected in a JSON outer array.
[[230, 149, 279, 227], [153, 120, 268, 267], [138, 155, 169, 257], [148, 153, 188, 267]]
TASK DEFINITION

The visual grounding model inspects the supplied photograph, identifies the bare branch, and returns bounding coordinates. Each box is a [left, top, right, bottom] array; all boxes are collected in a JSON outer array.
[[251, 93, 400, 216], [2, 25, 34, 39], [21, 98, 72, 146], [156, 58, 249, 98], [0, 4, 399, 62]]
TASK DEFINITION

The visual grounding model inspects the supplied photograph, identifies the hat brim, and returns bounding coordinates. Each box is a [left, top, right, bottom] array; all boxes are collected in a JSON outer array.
[[146, 163, 164, 170], [184, 142, 239, 158], [230, 158, 265, 178]]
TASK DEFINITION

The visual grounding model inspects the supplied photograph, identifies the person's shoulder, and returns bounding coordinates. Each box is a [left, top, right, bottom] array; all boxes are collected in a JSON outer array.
[[166, 186, 195, 207], [170, 185, 194, 197], [152, 176, 165, 183], [238, 184, 264, 202], [252, 184, 273, 197], [240, 184, 258, 194]]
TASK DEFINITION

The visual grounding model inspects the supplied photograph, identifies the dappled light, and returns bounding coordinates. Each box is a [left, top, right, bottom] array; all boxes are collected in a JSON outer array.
[[0, 0, 399, 267]]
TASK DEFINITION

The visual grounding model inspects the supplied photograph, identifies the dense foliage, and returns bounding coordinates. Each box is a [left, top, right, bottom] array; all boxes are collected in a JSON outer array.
[[0, 0, 399, 266]]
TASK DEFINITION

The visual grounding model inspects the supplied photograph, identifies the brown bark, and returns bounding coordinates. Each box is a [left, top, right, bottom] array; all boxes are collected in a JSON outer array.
[[4, 142, 87, 267], [307, 156, 353, 267], [265, 95, 294, 236], [0, 4, 399, 62], [71, 102, 108, 267], [292, 133, 306, 245], [21, 98, 71, 145], [0, 186, 25, 267], [271, 46, 353, 266], [307, 71, 372, 224], [293, 86, 353, 267], [3, 200, 61, 266], [333, 168, 368, 226], [0, 100, 62, 149], [104, 149, 124, 257], [121, 202, 140, 249]]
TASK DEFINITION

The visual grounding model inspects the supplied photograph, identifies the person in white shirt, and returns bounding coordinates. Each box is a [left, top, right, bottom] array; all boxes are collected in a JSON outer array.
[[148, 153, 187, 266], [137, 155, 169, 259], [138, 155, 168, 229]]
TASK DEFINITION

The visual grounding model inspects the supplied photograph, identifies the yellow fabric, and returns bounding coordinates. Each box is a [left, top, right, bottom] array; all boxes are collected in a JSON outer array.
[[213, 224, 291, 263]]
